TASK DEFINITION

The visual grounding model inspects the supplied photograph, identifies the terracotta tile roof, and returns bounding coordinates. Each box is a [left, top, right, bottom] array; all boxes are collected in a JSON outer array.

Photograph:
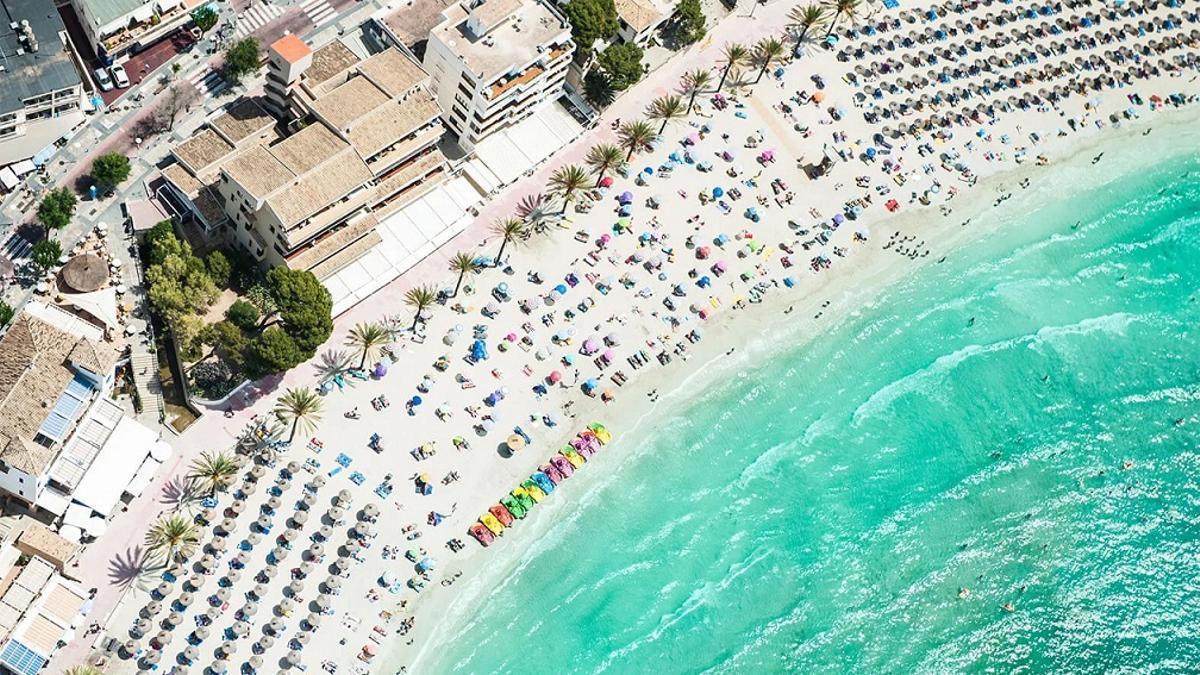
[[357, 48, 427, 98], [67, 339, 115, 376], [222, 146, 293, 199], [269, 123, 346, 176], [309, 230, 382, 279], [614, 0, 663, 32], [286, 213, 379, 271], [267, 149, 374, 229], [173, 128, 235, 175], [209, 98, 275, 146], [0, 313, 107, 475], [345, 93, 441, 160], [162, 163, 203, 199], [15, 524, 78, 568], [310, 77, 390, 131], [271, 34, 312, 65], [304, 41, 360, 94]]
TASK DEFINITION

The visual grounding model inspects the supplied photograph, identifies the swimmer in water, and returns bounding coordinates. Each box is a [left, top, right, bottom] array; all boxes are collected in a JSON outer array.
[[958, 588, 970, 599]]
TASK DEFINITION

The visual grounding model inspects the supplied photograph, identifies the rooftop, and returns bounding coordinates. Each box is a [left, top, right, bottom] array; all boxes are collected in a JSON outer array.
[[222, 123, 347, 200], [345, 93, 441, 160], [268, 149, 374, 233], [357, 47, 427, 98], [310, 77, 390, 131], [173, 128, 236, 176], [431, 0, 572, 80], [375, 0, 454, 48], [270, 33, 311, 64], [0, 0, 84, 116], [0, 311, 114, 476], [208, 98, 276, 146], [303, 40, 361, 95], [614, 0, 664, 32], [77, 0, 146, 28]]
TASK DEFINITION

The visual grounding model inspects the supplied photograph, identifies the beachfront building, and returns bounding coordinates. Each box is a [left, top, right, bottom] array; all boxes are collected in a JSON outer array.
[[70, 0, 194, 60], [612, 0, 673, 46], [0, 0, 90, 166], [0, 302, 170, 537], [162, 34, 448, 278], [0, 526, 89, 675], [423, 0, 574, 151]]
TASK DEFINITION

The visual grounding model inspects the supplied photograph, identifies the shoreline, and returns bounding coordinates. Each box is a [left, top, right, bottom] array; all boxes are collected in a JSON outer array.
[[398, 104, 1200, 673]]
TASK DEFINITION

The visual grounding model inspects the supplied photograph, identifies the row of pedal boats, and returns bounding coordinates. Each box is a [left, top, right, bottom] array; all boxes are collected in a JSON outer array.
[[469, 422, 612, 546]]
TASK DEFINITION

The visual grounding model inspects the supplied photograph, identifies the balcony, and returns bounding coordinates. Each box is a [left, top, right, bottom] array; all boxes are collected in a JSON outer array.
[[101, 3, 189, 54]]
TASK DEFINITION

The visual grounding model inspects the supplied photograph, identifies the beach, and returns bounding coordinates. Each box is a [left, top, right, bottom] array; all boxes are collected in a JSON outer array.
[[71, 0, 1200, 671]]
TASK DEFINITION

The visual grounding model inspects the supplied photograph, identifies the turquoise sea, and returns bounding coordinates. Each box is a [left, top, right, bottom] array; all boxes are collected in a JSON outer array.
[[423, 145, 1200, 673]]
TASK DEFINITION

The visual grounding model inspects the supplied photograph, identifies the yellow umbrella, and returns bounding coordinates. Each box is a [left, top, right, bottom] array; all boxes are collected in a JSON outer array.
[[506, 434, 525, 451], [417, 473, 430, 484]]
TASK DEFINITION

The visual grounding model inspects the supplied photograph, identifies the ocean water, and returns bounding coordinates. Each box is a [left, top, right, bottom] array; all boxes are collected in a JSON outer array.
[[423, 147, 1200, 673]]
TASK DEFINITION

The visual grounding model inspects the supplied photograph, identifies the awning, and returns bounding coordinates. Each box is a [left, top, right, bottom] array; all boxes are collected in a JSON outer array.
[[0, 167, 17, 191], [63, 502, 93, 530], [124, 456, 162, 498], [149, 440, 173, 462], [58, 525, 83, 543], [61, 287, 120, 330], [32, 143, 56, 167], [11, 159, 35, 176], [71, 416, 158, 516], [0, 640, 48, 675], [33, 488, 71, 517]]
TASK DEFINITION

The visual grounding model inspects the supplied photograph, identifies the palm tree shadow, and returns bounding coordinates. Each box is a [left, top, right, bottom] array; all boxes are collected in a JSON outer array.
[[108, 545, 161, 591], [313, 349, 354, 385], [161, 475, 200, 509]]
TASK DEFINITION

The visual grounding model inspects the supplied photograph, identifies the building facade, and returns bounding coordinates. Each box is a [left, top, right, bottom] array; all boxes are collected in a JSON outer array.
[[71, 0, 193, 61], [423, 0, 574, 151], [0, 0, 89, 164]]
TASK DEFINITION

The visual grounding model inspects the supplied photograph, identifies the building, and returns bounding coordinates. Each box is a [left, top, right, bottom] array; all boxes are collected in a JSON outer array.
[[71, 0, 194, 61], [164, 35, 448, 277], [0, 0, 89, 163], [423, 0, 574, 151], [612, 0, 672, 46], [0, 528, 89, 675]]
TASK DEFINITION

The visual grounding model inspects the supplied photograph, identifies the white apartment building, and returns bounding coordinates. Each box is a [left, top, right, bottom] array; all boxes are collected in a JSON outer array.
[[423, 0, 574, 151], [0, 0, 88, 164]]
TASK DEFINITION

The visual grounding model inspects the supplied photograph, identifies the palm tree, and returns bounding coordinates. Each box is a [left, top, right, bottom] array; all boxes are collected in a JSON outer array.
[[272, 387, 323, 442], [646, 95, 688, 135], [681, 68, 714, 113], [547, 165, 590, 214], [188, 450, 240, 496], [788, 4, 828, 52], [490, 217, 527, 265], [64, 667, 103, 675], [404, 285, 437, 331], [145, 514, 199, 564], [823, 0, 861, 37], [448, 251, 481, 297], [617, 120, 658, 161], [516, 193, 555, 235], [345, 321, 388, 369], [752, 36, 788, 84], [586, 144, 627, 186], [717, 43, 749, 91]]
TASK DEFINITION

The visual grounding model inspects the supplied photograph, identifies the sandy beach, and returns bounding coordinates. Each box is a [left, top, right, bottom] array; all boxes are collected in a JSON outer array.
[[71, 0, 1200, 672]]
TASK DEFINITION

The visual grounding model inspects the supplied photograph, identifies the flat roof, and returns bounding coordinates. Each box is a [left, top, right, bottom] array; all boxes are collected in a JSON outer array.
[[431, 0, 570, 80], [77, 0, 144, 28], [0, 0, 83, 115], [270, 33, 311, 64]]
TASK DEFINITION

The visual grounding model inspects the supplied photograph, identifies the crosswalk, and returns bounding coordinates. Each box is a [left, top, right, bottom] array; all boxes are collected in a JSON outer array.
[[233, 1, 285, 38], [299, 0, 337, 27], [0, 233, 32, 263], [187, 67, 229, 99]]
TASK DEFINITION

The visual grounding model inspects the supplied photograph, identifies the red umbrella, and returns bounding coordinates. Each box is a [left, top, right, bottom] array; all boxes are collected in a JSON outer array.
[[599, 176, 614, 188], [548, 371, 562, 384]]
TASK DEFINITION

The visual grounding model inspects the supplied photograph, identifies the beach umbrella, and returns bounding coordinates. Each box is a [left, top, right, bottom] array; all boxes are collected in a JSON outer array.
[[340, 540, 356, 554], [241, 602, 258, 617], [294, 632, 311, 646], [267, 497, 282, 511], [156, 582, 173, 596], [183, 646, 200, 662], [286, 461, 301, 475], [178, 593, 194, 608], [337, 490, 353, 506], [250, 583, 267, 599], [247, 533, 262, 546], [273, 545, 290, 560], [208, 537, 226, 553], [278, 598, 295, 613], [153, 630, 171, 646], [262, 565, 278, 579], [291, 511, 309, 527], [234, 552, 249, 566], [205, 607, 221, 622], [226, 569, 242, 583], [364, 503, 380, 519], [287, 651, 302, 666], [135, 618, 152, 634], [275, 479, 291, 492], [194, 626, 210, 641], [355, 522, 374, 538], [283, 529, 299, 543], [209, 660, 226, 674], [298, 561, 314, 577], [187, 573, 204, 589], [314, 596, 331, 611], [322, 576, 340, 592], [123, 639, 139, 656], [311, 475, 327, 489], [257, 637, 275, 651], [199, 508, 216, 523], [304, 613, 322, 630], [239, 481, 256, 495], [250, 466, 266, 479], [334, 558, 350, 573], [249, 655, 263, 669], [506, 434, 525, 451], [327, 507, 344, 522], [268, 619, 284, 634], [256, 516, 271, 531], [216, 588, 231, 602], [142, 601, 162, 617], [307, 544, 324, 559], [142, 650, 161, 665], [165, 612, 183, 627], [289, 579, 305, 595], [300, 494, 318, 509], [230, 500, 246, 514]]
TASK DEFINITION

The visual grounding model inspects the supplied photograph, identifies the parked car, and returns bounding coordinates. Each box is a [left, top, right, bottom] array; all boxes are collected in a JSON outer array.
[[94, 67, 113, 91], [110, 64, 130, 88]]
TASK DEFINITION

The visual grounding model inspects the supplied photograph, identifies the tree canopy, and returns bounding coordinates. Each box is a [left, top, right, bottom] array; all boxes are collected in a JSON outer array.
[[191, 6, 218, 32], [225, 299, 259, 330], [0, 301, 12, 328], [36, 188, 76, 233], [597, 43, 644, 91], [676, 0, 707, 44], [247, 327, 304, 377], [266, 267, 333, 358], [30, 239, 61, 273], [563, 0, 619, 59], [91, 152, 131, 193], [145, 220, 185, 266], [205, 250, 232, 288], [223, 38, 261, 83], [146, 251, 218, 323]]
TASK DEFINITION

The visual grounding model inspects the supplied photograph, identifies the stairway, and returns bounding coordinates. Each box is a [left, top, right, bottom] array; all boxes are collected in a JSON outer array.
[[129, 349, 164, 421]]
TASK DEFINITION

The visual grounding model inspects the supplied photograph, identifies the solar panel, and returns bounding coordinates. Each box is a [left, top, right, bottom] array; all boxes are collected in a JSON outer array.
[[37, 376, 95, 442], [0, 640, 47, 675], [65, 375, 92, 400]]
